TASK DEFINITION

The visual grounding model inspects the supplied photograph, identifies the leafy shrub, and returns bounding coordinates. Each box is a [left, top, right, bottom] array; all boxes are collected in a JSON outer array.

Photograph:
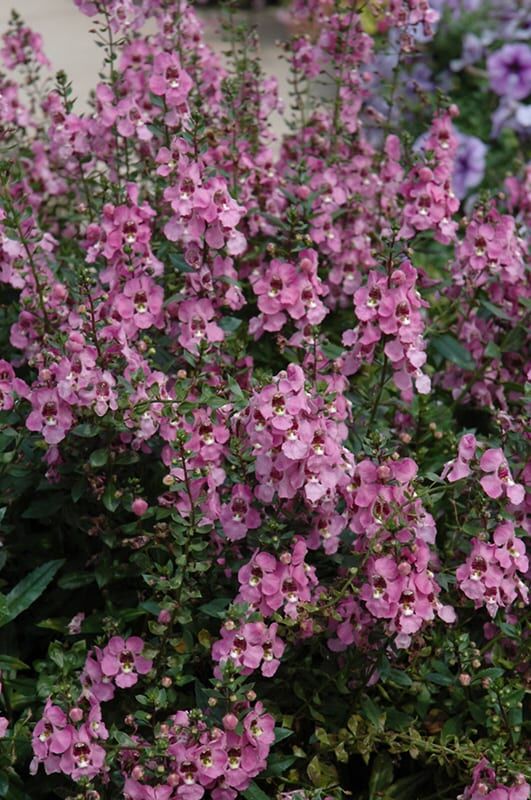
[[0, 1, 528, 799]]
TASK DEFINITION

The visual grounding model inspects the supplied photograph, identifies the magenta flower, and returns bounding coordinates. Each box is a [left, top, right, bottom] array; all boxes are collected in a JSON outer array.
[[177, 298, 224, 355], [212, 620, 285, 678], [149, 53, 193, 106], [100, 636, 152, 688], [220, 484, 261, 541], [26, 388, 74, 445], [444, 433, 477, 482], [124, 779, 174, 800], [456, 526, 528, 617], [113, 276, 164, 332], [479, 448, 525, 505], [80, 648, 116, 703], [31, 700, 73, 776], [59, 725, 106, 781]]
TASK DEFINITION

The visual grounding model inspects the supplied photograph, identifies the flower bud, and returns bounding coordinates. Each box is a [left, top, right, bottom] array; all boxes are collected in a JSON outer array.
[[223, 713, 238, 731], [69, 707, 84, 723], [377, 464, 391, 481], [158, 609, 171, 625], [132, 498, 148, 517]]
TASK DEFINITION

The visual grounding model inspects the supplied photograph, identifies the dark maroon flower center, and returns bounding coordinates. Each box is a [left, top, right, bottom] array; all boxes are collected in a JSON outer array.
[[231, 497, 248, 517], [42, 402, 58, 419]]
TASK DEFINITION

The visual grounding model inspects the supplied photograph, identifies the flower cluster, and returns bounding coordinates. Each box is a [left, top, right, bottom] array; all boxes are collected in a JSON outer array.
[[31, 637, 152, 779], [240, 363, 353, 508], [249, 249, 329, 338], [212, 620, 285, 678], [459, 759, 530, 800], [444, 437, 525, 506], [399, 109, 460, 244], [456, 522, 528, 617], [236, 540, 319, 620], [31, 700, 107, 780], [0, 1, 529, 799], [123, 704, 275, 800], [342, 259, 431, 400]]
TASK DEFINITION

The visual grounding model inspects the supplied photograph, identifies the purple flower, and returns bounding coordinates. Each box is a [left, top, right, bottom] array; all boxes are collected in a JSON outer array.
[[491, 98, 531, 137], [453, 132, 487, 198], [100, 636, 152, 689], [450, 33, 486, 72], [487, 43, 531, 101]]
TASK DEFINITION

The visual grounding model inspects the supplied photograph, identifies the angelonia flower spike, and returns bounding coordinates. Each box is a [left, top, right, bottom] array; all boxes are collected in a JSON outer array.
[[0, 1, 528, 800]]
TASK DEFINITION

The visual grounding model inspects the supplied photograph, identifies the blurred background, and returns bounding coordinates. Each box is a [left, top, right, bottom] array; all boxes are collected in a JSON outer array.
[[0, 1, 290, 118]]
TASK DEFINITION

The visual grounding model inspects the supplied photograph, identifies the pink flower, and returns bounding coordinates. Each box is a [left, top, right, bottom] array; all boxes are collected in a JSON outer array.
[[220, 484, 261, 541], [26, 388, 74, 445], [479, 448, 525, 505], [149, 53, 193, 106], [212, 620, 285, 678], [100, 636, 152, 688], [124, 779, 174, 800], [0, 716, 7, 738], [177, 299, 224, 355], [444, 433, 477, 482], [456, 526, 528, 617], [80, 648, 116, 703], [31, 700, 73, 774], [59, 725, 106, 780], [113, 276, 164, 332]]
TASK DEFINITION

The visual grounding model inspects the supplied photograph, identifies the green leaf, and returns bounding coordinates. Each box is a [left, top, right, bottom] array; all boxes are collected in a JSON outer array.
[[441, 716, 462, 741], [386, 668, 413, 688], [219, 316, 242, 333], [306, 755, 337, 788], [102, 482, 120, 512], [426, 672, 454, 686], [485, 341, 501, 359], [480, 299, 511, 320], [264, 754, 297, 776], [36, 618, 69, 632], [112, 729, 139, 748], [431, 334, 475, 370], [321, 341, 345, 359], [508, 706, 522, 744], [0, 559, 64, 628], [21, 494, 65, 519], [369, 752, 394, 799], [273, 726, 294, 744], [242, 781, 270, 800], [387, 770, 431, 799], [386, 709, 412, 731], [0, 655, 29, 671], [72, 423, 100, 438], [89, 448, 108, 468], [360, 695, 385, 731], [475, 667, 504, 681], [199, 598, 231, 618], [58, 571, 95, 590]]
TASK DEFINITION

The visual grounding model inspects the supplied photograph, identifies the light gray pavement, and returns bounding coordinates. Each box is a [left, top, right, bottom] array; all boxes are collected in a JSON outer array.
[[0, 1, 292, 134]]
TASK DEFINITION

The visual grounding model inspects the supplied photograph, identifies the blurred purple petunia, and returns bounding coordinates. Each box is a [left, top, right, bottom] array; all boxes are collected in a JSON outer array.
[[487, 43, 531, 101]]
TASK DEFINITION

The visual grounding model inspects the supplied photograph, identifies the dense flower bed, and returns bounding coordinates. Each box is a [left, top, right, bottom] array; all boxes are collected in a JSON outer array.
[[0, 1, 528, 799]]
